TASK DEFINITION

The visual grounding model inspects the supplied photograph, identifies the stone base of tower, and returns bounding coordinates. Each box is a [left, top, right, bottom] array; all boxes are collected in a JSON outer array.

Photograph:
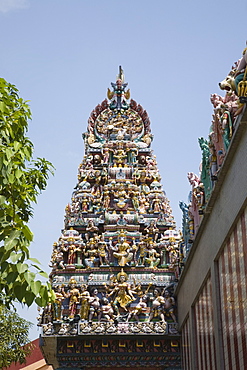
[[41, 335, 181, 370], [41, 334, 181, 369]]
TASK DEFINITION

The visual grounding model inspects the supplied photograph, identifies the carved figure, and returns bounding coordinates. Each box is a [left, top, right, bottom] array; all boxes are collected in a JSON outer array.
[[131, 190, 140, 210], [42, 322, 53, 335], [116, 212, 127, 226], [108, 69, 130, 111], [98, 297, 115, 322], [148, 288, 165, 323], [107, 270, 135, 316], [139, 193, 149, 214], [128, 147, 138, 164], [139, 171, 150, 194], [127, 295, 148, 322], [113, 183, 129, 209], [50, 244, 65, 270], [103, 191, 111, 209], [80, 284, 90, 320], [219, 70, 237, 95], [39, 304, 53, 325], [137, 237, 148, 266], [151, 195, 162, 213], [85, 220, 99, 241], [163, 290, 176, 322], [219, 46, 247, 97], [88, 288, 101, 322], [221, 110, 232, 152], [166, 242, 179, 267], [102, 147, 111, 165], [67, 240, 80, 265], [113, 148, 127, 166], [58, 323, 70, 335], [84, 239, 99, 268], [67, 278, 80, 318], [209, 142, 218, 185], [53, 285, 65, 321], [103, 274, 117, 295], [116, 127, 126, 140], [111, 232, 133, 267], [98, 235, 109, 265], [144, 220, 159, 242], [198, 137, 211, 202], [145, 241, 160, 268], [187, 172, 201, 235]]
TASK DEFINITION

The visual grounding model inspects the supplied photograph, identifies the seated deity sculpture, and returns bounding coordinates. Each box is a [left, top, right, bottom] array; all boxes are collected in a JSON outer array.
[[84, 238, 99, 268], [110, 232, 133, 267], [145, 241, 160, 268]]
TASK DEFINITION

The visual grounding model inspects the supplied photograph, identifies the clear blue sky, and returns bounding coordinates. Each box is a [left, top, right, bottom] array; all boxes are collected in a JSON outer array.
[[1, 0, 246, 339]]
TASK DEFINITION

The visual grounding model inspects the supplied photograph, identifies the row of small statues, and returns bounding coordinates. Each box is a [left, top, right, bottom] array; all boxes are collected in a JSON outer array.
[[50, 231, 180, 270], [67, 191, 169, 215], [39, 274, 176, 325], [181, 46, 247, 246], [70, 175, 168, 212], [77, 168, 161, 190], [79, 145, 158, 170], [77, 167, 161, 188]]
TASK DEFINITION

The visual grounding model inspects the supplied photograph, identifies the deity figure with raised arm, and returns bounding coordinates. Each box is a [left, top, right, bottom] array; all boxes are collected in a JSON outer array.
[[107, 270, 135, 317]]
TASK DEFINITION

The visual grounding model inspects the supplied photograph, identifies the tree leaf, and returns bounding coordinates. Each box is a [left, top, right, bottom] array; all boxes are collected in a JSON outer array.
[[24, 271, 36, 283], [38, 270, 48, 278], [5, 271, 19, 284], [35, 296, 47, 307], [16, 263, 28, 274], [5, 230, 21, 248], [24, 291, 35, 306], [9, 251, 23, 263], [13, 284, 27, 302], [0, 195, 6, 205], [29, 257, 41, 265], [30, 280, 41, 295]]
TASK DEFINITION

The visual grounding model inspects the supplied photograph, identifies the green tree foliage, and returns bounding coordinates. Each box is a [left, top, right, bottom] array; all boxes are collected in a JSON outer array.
[[0, 78, 55, 307], [0, 305, 33, 369]]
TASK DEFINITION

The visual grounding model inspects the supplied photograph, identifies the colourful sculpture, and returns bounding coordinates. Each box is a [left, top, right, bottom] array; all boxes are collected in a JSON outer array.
[[43, 67, 179, 338], [180, 45, 246, 257]]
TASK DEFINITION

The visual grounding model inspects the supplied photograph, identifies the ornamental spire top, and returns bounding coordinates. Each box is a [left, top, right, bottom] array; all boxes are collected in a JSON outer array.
[[117, 65, 125, 82], [107, 66, 130, 111]]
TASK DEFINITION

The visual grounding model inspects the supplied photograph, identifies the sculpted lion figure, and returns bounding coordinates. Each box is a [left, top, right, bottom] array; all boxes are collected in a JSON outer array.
[[219, 70, 236, 94], [219, 46, 247, 95]]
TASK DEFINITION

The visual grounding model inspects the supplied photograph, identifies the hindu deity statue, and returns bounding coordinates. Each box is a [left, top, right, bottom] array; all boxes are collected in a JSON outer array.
[[110, 231, 133, 267], [107, 270, 135, 316], [67, 278, 80, 319]]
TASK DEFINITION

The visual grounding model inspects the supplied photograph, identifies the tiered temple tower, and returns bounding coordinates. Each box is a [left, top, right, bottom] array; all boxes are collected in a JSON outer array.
[[40, 68, 182, 370]]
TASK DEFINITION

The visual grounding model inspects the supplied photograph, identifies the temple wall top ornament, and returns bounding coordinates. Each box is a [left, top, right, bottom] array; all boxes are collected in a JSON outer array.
[[180, 44, 247, 263]]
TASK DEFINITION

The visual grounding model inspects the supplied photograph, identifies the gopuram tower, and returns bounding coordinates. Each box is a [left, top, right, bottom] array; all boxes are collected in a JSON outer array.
[[40, 68, 182, 370]]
